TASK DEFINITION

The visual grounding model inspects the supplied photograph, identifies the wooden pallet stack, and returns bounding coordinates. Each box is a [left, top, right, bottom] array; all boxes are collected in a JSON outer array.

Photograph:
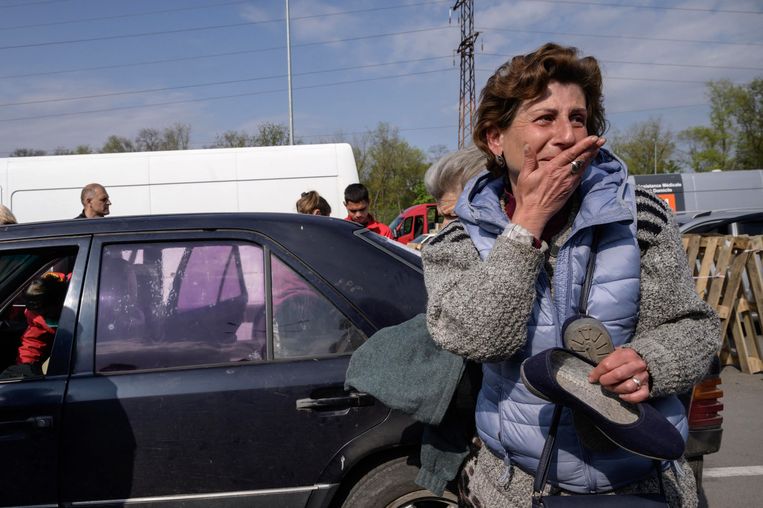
[[682, 234, 763, 374]]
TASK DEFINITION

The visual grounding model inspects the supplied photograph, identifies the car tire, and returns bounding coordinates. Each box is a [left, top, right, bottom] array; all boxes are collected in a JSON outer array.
[[688, 457, 704, 491], [341, 456, 458, 508]]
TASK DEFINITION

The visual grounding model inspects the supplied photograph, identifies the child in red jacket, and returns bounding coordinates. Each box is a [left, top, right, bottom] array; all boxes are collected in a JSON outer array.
[[4, 272, 69, 377]]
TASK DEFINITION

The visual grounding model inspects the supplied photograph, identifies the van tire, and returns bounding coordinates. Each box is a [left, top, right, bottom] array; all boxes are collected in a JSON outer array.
[[341, 456, 458, 508]]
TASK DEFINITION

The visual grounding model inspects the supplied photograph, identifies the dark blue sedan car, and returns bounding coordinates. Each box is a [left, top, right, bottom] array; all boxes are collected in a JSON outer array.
[[0, 213, 456, 508]]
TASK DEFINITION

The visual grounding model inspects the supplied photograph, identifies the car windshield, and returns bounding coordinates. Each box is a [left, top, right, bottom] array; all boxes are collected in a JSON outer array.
[[388, 215, 403, 233]]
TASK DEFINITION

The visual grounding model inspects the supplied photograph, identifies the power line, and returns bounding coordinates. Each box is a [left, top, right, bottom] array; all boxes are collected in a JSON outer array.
[[0, 19, 286, 50], [0, 1, 251, 30], [475, 69, 730, 85], [0, 0, 449, 31], [524, 0, 763, 15], [0, 56, 452, 108], [0, 22, 454, 51], [0, 48, 281, 81], [609, 103, 707, 115], [0, 68, 454, 123], [0, 0, 72, 9], [479, 53, 763, 72], [4, 43, 758, 84], [478, 26, 763, 47]]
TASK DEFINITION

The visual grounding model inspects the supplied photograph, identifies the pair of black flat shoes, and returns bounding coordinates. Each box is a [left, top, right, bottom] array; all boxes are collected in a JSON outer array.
[[520, 318, 684, 461]]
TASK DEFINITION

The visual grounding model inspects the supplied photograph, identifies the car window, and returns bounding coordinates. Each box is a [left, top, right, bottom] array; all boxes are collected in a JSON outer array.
[[95, 240, 366, 372], [733, 220, 763, 236], [426, 206, 439, 230], [0, 250, 77, 381], [271, 255, 365, 358], [413, 216, 424, 237], [95, 241, 266, 372], [402, 216, 413, 235]]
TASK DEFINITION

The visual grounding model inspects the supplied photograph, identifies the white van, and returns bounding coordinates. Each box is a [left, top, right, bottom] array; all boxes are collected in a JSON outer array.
[[0, 143, 358, 222]]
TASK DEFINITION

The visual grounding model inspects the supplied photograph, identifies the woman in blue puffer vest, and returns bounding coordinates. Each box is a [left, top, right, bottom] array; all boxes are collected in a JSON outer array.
[[422, 43, 721, 507]]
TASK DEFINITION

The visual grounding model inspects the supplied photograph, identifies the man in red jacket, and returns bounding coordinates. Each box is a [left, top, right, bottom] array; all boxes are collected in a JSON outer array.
[[343, 183, 393, 238]]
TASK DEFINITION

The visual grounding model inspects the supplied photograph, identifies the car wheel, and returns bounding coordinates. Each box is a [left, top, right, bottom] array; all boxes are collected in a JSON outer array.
[[688, 457, 704, 491], [342, 456, 458, 508]]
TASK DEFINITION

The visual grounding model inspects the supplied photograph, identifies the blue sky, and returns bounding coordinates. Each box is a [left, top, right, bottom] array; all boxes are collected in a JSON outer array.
[[0, 0, 761, 158]]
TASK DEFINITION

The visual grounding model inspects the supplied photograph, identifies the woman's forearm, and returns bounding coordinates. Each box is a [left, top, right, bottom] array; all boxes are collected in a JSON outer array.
[[423, 223, 544, 362]]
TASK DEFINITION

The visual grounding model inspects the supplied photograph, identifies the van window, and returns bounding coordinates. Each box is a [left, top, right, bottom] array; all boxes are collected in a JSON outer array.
[[427, 206, 439, 231], [402, 217, 413, 236], [413, 216, 424, 237]]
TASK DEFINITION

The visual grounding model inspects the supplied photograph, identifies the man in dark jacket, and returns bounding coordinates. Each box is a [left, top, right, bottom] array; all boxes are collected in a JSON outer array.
[[75, 183, 111, 219]]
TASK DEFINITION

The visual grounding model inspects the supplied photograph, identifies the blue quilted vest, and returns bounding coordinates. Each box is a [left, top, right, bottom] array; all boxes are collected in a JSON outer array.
[[455, 149, 688, 493]]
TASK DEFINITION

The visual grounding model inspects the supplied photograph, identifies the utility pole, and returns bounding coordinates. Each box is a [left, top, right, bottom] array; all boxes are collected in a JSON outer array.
[[452, 0, 478, 149], [285, 0, 294, 145]]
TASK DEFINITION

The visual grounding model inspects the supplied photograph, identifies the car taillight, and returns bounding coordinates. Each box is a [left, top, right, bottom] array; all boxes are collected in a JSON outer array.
[[688, 377, 724, 428]]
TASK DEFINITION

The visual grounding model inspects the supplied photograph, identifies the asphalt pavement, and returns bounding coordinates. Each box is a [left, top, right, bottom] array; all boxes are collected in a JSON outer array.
[[699, 366, 763, 508]]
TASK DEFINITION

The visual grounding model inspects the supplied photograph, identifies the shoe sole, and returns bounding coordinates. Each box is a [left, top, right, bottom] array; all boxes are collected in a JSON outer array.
[[563, 317, 614, 365]]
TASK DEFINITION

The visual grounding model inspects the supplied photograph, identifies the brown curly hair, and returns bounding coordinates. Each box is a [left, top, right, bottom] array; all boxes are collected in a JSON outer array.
[[473, 43, 607, 177]]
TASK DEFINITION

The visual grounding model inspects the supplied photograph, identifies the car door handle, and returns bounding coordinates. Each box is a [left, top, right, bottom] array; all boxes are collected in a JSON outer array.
[[0, 415, 53, 431], [296, 391, 374, 411]]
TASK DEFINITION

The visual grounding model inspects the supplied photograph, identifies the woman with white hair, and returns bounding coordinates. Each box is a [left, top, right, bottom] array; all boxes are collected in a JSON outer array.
[[424, 145, 486, 225]]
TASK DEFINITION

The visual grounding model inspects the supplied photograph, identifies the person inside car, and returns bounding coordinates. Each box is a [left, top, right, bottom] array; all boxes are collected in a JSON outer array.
[[1, 272, 69, 378], [343, 183, 393, 238]]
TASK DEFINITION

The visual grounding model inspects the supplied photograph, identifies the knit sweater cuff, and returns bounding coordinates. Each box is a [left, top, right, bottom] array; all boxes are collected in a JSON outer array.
[[622, 338, 676, 397]]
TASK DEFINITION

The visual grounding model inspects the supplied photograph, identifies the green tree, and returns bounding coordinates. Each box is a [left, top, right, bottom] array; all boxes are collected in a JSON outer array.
[[101, 135, 135, 153], [678, 78, 763, 171], [212, 130, 252, 148], [210, 123, 292, 148], [610, 118, 680, 175], [10, 148, 47, 157], [411, 181, 434, 205], [253, 122, 290, 146], [733, 79, 763, 168], [129, 124, 191, 151], [360, 123, 428, 223], [160, 123, 191, 150], [677, 126, 732, 172], [135, 128, 162, 151], [53, 145, 93, 155]]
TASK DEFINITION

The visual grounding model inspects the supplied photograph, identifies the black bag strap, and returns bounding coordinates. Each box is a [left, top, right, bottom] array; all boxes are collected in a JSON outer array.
[[533, 404, 564, 496], [532, 406, 665, 498], [578, 226, 601, 316]]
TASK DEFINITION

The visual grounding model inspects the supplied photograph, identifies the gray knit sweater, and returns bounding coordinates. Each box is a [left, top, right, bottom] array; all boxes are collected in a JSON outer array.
[[422, 186, 721, 507]]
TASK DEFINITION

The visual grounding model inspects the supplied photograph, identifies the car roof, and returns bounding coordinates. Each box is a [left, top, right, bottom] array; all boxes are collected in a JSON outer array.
[[0, 212, 426, 332], [676, 208, 763, 232], [0, 212, 362, 241]]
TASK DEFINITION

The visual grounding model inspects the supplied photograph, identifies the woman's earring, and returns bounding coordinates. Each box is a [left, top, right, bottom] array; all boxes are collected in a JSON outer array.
[[496, 153, 506, 168]]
